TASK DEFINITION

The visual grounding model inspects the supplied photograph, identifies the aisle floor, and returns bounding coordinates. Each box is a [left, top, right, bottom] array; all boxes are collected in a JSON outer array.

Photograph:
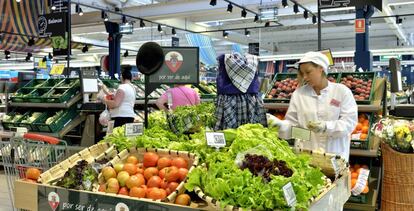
[[0, 170, 13, 211]]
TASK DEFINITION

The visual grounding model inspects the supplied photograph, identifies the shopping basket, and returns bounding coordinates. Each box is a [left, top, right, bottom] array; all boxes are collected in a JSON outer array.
[[0, 133, 68, 210]]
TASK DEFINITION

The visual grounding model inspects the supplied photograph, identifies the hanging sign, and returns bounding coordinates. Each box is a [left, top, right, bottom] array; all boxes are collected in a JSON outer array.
[[205, 132, 226, 148], [172, 37, 179, 47], [355, 19, 366, 34], [319, 0, 351, 9], [125, 123, 144, 137], [50, 64, 65, 75], [248, 43, 260, 56], [38, 12, 69, 56]]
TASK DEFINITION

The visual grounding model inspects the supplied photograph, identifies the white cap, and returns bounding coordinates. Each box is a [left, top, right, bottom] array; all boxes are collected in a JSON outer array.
[[297, 51, 330, 74]]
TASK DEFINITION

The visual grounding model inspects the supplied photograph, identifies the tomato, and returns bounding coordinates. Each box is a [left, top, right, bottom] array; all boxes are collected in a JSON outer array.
[[143, 152, 159, 168], [159, 168, 167, 179], [166, 188, 172, 196], [136, 167, 144, 175], [160, 179, 169, 189], [157, 157, 171, 169], [126, 155, 139, 165], [147, 176, 162, 188], [175, 194, 191, 206], [165, 167, 180, 182], [98, 183, 106, 192], [168, 182, 179, 192], [178, 168, 188, 181], [144, 167, 159, 181], [118, 187, 129, 196], [129, 187, 146, 198], [26, 168, 41, 180], [123, 163, 137, 175], [171, 157, 188, 169], [147, 188, 166, 200], [126, 175, 145, 189]]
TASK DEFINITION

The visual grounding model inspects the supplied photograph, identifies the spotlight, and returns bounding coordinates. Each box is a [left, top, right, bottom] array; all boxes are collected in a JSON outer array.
[[76, 4, 83, 16], [396, 16, 403, 25], [282, 0, 288, 8], [312, 15, 317, 25], [140, 19, 145, 27], [42, 56, 47, 62], [223, 31, 228, 38], [48, 52, 53, 59], [124, 50, 129, 57], [210, 0, 217, 6], [172, 28, 177, 36], [82, 45, 88, 53], [304, 10, 309, 20], [158, 24, 163, 33], [244, 29, 250, 37], [241, 9, 247, 18], [25, 53, 32, 62], [122, 16, 127, 24], [227, 3, 233, 13], [51, 5, 56, 10], [16, 0, 21, 2], [28, 38, 35, 46], [5, 50, 10, 60], [265, 22, 270, 27], [293, 3, 299, 14], [254, 15, 259, 22], [101, 11, 109, 21]]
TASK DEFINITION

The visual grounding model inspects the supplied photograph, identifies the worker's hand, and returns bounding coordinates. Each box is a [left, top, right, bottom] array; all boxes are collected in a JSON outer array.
[[307, 121, 327, 133], [266, 113, 283, 128]]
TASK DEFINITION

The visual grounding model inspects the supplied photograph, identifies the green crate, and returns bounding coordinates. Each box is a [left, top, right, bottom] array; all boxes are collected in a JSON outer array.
[[2, 111, 26, 130], [102, 79, 120, 89], [17, 112, 48, 131], [21, 79, 47, 89], [33, 109, 78, 133], [26, 89, 51, 103], [339, 72, 376, 104], [43, 86, 79, 103], [350, 113, 373, 150], [55, 78, 80, 89], [39, 78, 63, 88], [10, 88, 34, 102], [348, 193, 368, 203], [265, 73, 299, 103]]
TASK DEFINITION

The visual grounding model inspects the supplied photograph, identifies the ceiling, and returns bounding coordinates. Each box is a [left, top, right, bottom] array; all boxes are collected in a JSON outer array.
[[1, 0, 414, 68]]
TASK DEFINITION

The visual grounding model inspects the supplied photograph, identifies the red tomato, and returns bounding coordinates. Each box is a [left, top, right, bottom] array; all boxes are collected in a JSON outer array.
[[160, 179, 169, 189], [175, 194, 191, 206], [157, 157, 171, 169], [171, 157, 188, 169], [126, 155, 139, 165], [143, 152, 159, 168], [147, 188, 166, 200], [178, 168, 188, 181], [159, 168, 167, 179], [144, 167, 159, 181], [129, 187, 146, 198], [165, 167, 180, 182], [118, 187, 129, 196], [168, 182, 179, 192], [147, 176, 162, 188]]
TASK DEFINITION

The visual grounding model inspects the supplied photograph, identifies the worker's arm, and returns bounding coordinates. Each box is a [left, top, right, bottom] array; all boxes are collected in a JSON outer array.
[[104, 89, 125, 109], [156, 93, 168, 111]]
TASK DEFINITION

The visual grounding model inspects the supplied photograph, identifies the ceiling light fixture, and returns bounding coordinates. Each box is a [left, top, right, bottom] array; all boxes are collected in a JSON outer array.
[[82, 45, 88, 53], [210, 0, 217, 6], [158, 24, 163, 33], [172, 28, 177, 36], [241, 9, 247, 18], [227, 3, 233, 13], [28, 38, 35, 46], [124, 50, 129, 57], [245, 29, 250, 37], [293, 3, 299, 14], [254, 15, 259, 22], [42, 56, 47, 62], [122, 15, 129, 25], [51, 5, 56, 10], [76, 4, 83, 16], [101, 11, 109, 21], [396, 16, 403, 25], [265, 22, 270, 27], [140, 19, 145, 27], [25, 53, 32, 62], [303, 10, 309, 20], [282, 0, 288, 8], [223, 31, 228, 38], [5, 50, 10, 60], [312, 15, 317, 25], [16, 0, 21, 3], [48, 52, 53, 59]]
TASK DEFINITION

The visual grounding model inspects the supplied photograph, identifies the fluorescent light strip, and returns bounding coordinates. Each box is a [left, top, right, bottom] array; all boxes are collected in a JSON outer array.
[[388, 1, 414, 6]]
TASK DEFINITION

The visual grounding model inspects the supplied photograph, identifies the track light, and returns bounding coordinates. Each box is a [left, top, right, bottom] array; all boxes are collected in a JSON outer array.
[[5, 50, 10, 60], [48, 52, 53, 59], [124, 50, 129, 57], [396, 16, 403, 25], [16, 0, 20, 3], [293, 3, 299, 14], [42, 56, 47, 62], [82, 45, 88, 53], [265, 22, 270, 27], [304, 10, 309, 20], [25, 53, 32, 62], [254, 15, 259, 22], [76, 4, 83, 16], [241, 9, 247, 18], [223, 31, 228, 38], [210, 0, 217, 6], [172, 28, 177, 36], [245, 29, 250, 37], [368, 21, 371, 28], [101, 11, 109, 21], [312, 15, 317, 25], [227, 3, 233, 13], [28, 38, 35, 46], [140, 19, 145, 27], [158, 24, 163, 33], [51, 5, 56, 10], [282, 0, 288, 8]]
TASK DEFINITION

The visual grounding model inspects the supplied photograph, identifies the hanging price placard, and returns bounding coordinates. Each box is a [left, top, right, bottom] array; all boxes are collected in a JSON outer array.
[[125, 123, 144, 137], [331, 157, 340, 177], [205, 132, 226, 148], [351, 168, 370, 195], [282, 182, 297, 207]]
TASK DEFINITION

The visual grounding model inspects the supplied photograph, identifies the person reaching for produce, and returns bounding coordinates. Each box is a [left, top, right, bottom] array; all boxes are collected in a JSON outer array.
[[156, 85, 200, 111], [103, 69, 136, 127], [214, 52, 267, 130], [267, 51, 358, 161]]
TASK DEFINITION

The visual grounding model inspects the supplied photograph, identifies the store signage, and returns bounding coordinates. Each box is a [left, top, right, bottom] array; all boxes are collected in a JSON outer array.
[[291, 126, 311, 141], [38, 12, 69, 56], [38, 185, 196, 211], [149, 47, 199, 84], [172, 37, 179, 47], [282, 182, 297, 207], [50, 64, 65, 75], [355, 19, 366, 34], [320, 0, 382, 11], [320, 49, 335, 66], [205, 132, 226, 148], [248, 43, 260, 56], [50, 0, 69, 13], [351, 168, 370, 195], [125, 123, 144, 137]]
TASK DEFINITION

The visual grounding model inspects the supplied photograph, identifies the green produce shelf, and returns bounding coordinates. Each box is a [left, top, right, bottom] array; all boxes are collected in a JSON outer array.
[[21, 79, 47, 89], [17, 112, 48, 131], [55, 78, 80, 89], [340, 72, 376, 105], [10, 88, 34, 102], [43, 86, 79, 103], [26, 89, 50, 103], [34, 109, 79, 133], [2, 111, 26, 130], [102, 79, 120, 89]]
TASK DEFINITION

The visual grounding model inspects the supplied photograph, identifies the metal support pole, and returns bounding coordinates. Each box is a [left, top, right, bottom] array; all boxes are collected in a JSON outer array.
[[354, 5, 374, 71], [317, 0, 321, 50], [67, 0, 71, 76]]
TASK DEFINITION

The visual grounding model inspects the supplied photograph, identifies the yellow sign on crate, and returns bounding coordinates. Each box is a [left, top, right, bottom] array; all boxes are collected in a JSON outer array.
[[50, 64, 65, 75]]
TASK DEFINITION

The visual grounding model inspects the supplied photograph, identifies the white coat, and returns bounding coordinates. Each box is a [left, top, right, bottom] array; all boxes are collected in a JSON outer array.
[[278, 81, 358, 161]]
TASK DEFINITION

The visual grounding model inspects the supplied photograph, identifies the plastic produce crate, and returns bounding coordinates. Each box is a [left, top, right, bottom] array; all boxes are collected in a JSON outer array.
[[350, 113, 373, 150], [17, 112, 48, 131], [26, 89, 51, 103], [348, 193, 369, 203], [39, 78, 63, 88], [34, 109, 79, 133], [265, 73, 299, 103], [21, 79, 47, 89], [1, 111, 26, 130], [43, 86, 79, 103], [55, 78, 80, 89], [339, 72, 375, 104], [10, 87, 35, 102]]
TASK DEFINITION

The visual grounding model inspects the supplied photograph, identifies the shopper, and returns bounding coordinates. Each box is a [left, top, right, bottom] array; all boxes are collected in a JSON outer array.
[[268, 51, 358, 161], [214, 52, 267, 130], [156, 85, 200, 111], [103, 69, 136, 127]]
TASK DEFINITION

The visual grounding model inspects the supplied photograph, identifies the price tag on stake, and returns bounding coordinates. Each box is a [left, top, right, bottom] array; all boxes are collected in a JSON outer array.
[[291, 126, 311, 141], [107, 121, 114, 135], [351, 168, 370, 195], [205, 132, 226, 148], [125, 123, 144, 137], [283, 182, 297, 207], [331, 157, 340, 178]]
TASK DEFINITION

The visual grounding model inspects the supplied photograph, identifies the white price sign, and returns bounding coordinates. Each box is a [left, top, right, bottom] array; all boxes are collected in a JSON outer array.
[[125, 123, 144, 137], [205, 132, 226, 148], [107, 121, 115, 135], [291, 126, 311, 141], [331, 157, 340, 177], [351, 168, 370, 196], [283, 182, 297, 207]]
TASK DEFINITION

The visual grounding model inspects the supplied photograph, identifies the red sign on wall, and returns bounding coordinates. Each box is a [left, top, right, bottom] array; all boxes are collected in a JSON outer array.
[[355, 19, 366, 34]]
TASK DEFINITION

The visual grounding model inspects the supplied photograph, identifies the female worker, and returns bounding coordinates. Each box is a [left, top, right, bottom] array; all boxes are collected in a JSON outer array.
[[268, 51, 358, 161], [156, 84, 200, 111]]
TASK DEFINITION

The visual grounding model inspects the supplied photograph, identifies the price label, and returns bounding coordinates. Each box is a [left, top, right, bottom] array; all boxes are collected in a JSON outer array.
[[331, 157, 340, 177], [291, 126, 311, 141], [107, 121, 114, 135], [125, 123, 144, 137], [351, 133, 361, 140], [283, 182, 297, 207], [351, 168, 370, 195], [50, 64, 65, 75], [205, 132, 226, 148]]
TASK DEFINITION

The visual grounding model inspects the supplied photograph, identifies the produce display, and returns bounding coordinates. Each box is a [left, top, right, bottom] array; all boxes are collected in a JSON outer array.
[[352, 113, 371, 141], [198, 81, 217, 95], [45, 111, 64, 125], [23, 167, 41, 183], [267, 77, 299, 100], [20, 112, 42, 124], [2, 113, 23, 123], [167, 102, 216, 133], [349, 164, 369, 194], [56, 160, 100, 191], [340, 74, 373, 101]]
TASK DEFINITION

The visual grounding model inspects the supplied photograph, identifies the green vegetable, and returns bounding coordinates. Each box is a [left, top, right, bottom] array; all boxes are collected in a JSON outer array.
[[168, 102, 216, 134], [101, 126, 134, 151]]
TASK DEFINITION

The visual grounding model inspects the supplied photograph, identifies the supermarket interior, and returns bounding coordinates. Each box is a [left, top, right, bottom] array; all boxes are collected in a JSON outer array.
[[1, 0, 414, 210]]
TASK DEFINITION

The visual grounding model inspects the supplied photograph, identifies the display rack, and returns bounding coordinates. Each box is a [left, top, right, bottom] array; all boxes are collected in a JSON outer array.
[[8, 93, 82, 108]]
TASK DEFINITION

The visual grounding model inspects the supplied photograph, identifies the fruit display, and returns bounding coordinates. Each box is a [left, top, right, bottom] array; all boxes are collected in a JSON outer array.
[[352, 113, 371, 141], [45, 111, 65, 125], [350, 164, 370, 194], [267, 77, 298, 100], [340, 74, 373, 101], [23, 167, 41, 183], [327, 75, 338, 83]]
